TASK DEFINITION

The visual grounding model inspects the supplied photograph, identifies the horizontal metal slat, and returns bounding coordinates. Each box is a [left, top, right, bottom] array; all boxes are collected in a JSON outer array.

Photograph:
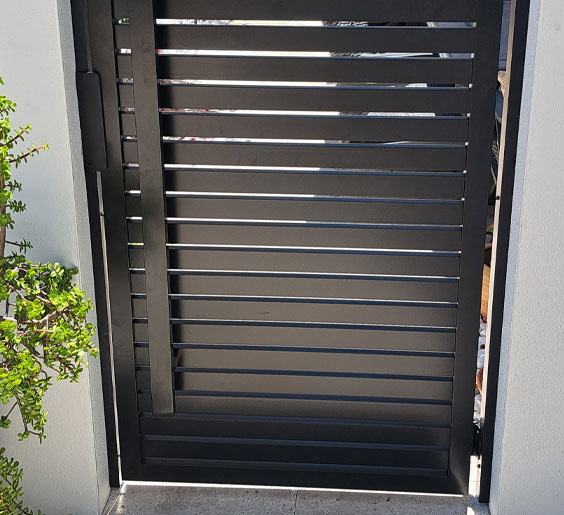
[[136, 293, 457, 308], [161, 168, 464, 199], [140, 438, 448, 469], [164, 319, 454, 334], [134, 245, 460, 258], [167, 273, 459, 302], [158, 112, 470, 143], [161, 197, 464, 225], [165, 224, 462, 251], [129, 239, 462, 276], [140, 434, 447, 451], [157, 141, 467, 171], [136, 345, 453, 374], [160, 218, 460, 231], [128, 274, 459, 316], [138, 413, 452, 447], [142, 456, 448, 479], [168, 344, 453, 358], [165, 228, 461, 252], [156, 84, 472, 113], [138, 393, 452, 424], [123, 168, 467, 200], [141, 434, 446, 452], [155, 0, 477, 22], [136, 371, 452, 400], [155, 25, 475, 54], [131, 323, 455, 352], [164, 250, 461, 277], [158, 55, 473, 85], [167, 299, 457, 326]]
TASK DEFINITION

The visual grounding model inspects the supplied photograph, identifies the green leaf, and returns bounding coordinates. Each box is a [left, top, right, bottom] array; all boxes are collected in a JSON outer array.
[[0, 81, 95, 515]]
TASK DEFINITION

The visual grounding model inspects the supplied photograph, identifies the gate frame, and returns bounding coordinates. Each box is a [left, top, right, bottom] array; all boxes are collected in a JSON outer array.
[[69, 0, 529, 497], [477, 0, 531, 503]]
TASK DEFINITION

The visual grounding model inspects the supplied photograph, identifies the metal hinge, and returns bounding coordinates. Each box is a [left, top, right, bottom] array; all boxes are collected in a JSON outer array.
[[76, 72, 108, 173]]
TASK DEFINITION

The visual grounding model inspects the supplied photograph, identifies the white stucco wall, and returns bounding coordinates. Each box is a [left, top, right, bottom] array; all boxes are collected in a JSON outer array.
[[0, 1, 109, 514], [490, 0, 564, 513]]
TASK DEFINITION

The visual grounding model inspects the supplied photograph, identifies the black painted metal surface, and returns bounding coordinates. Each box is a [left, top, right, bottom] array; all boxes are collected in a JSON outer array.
[[76, 72, 107, 173], [128, 0, 175, 416], [78, 0, 504, 493]]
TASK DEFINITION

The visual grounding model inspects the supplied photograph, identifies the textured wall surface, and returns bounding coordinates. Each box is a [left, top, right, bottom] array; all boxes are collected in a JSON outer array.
[[490, 0, 564, 513], [0, 1, 109, 514]]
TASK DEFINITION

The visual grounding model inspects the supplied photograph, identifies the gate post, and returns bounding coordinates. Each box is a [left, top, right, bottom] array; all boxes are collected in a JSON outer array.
[[450, 0, 504, 494]]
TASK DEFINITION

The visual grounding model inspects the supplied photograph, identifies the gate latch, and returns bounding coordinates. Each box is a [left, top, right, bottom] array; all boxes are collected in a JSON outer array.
[[76, 72, 108, 173]]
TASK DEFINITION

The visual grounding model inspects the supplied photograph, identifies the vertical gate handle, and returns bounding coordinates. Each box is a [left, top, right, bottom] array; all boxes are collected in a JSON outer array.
[[128, 0, 174, 416]]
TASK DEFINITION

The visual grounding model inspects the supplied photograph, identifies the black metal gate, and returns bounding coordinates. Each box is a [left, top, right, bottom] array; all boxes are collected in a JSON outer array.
[[77, 0, 503, 494]]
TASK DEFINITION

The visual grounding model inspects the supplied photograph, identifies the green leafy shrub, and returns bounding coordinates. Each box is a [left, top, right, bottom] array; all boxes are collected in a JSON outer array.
[[0, 448, 33, 515], [0, 77, 97, 514]]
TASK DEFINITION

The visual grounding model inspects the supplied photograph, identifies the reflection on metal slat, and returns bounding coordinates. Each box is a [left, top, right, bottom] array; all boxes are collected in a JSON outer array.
[[158, 56, 473, 84], [150, 218, 461, 231], [164, 245, 461, 259], [156, 0, 477, 22], [155, 25, 475, 54], [160, 192, 463, 204]]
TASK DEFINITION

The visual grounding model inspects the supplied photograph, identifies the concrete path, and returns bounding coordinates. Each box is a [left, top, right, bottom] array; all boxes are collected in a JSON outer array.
[[104, 484, 489, 515], [104, 458, 487, 514]]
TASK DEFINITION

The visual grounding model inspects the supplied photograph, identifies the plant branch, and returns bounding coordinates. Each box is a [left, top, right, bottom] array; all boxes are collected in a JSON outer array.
[[3, 127, 29, 147], [8, 145, 47, 164]]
